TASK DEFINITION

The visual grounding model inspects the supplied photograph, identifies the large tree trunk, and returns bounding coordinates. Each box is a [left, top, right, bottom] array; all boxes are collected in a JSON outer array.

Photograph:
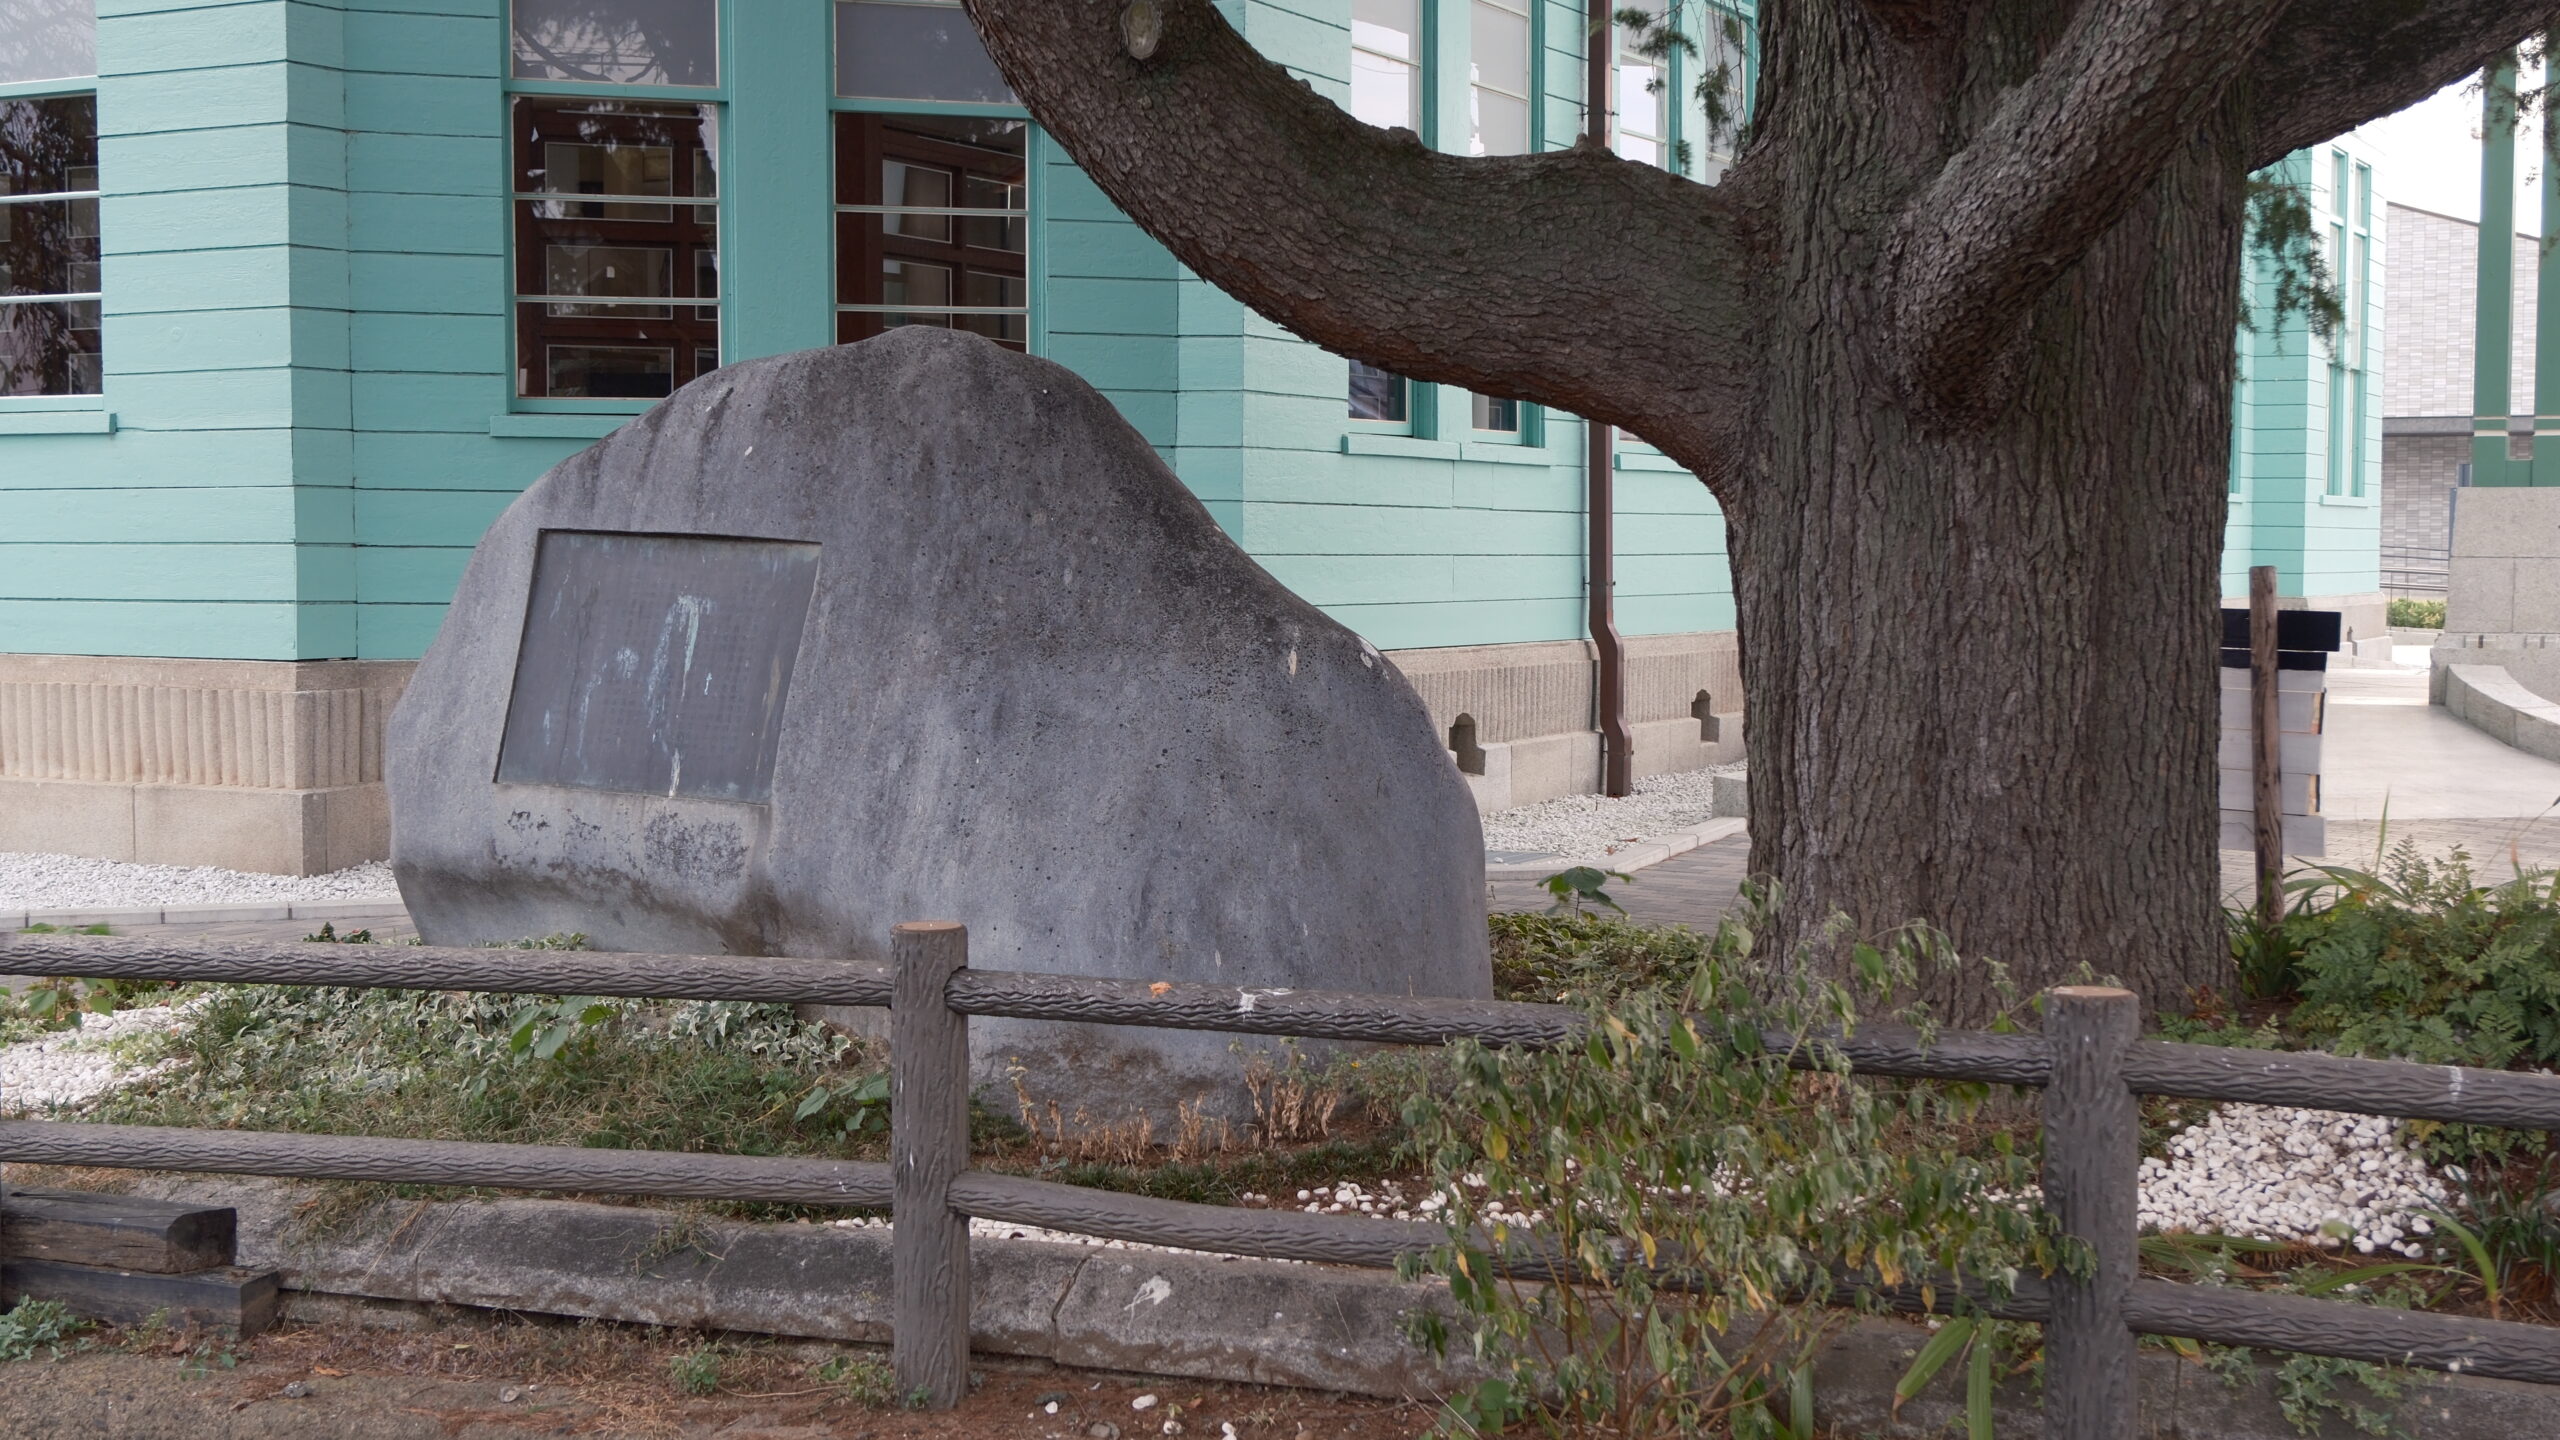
[[1724, 115, 2248, 1017]]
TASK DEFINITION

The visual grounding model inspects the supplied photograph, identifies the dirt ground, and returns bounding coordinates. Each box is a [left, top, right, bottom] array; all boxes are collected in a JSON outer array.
[[0, 1310, 1443, 1440]]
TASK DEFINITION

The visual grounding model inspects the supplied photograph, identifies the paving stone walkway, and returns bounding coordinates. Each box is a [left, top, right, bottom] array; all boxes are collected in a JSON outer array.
[[1489, 834, 1755, 928]]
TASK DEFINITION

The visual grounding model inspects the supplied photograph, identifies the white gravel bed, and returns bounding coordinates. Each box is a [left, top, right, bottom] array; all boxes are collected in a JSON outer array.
[[827, 1211, 1301, 1262], [1480, 765, 1744, 858], [1265, 1106, 2459, 1259], [0, 997, 208, 1114], [0, 851, 401, 911], [2140, 1103, 2453, 1255]]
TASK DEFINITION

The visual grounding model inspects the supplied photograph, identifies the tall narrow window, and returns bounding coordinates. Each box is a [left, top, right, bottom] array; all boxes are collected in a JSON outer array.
[[512, 98, 721, 399], [836, 0, 1015, 103], [1349, 360, 1407, 423], [836, 115, 1028, 348], [1469, 0, 1529, 156], [0, 95, 103, 397], [1694, 4, 1747, 176], [512, 0, 719, 86], [1350, 0, 1421, 131], [1613, 1, 1668, 167]]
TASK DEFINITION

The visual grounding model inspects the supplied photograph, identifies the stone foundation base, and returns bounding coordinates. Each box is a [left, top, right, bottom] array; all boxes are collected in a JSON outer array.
[[0, 655, 412, 876], [1386, 631, 1746, 812]]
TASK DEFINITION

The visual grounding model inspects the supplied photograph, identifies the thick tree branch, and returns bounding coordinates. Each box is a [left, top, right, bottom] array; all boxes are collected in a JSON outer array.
[[2248, 0, 2555, 168], [1886, 0, 2290, 420], [962, 0, 1767, 478]]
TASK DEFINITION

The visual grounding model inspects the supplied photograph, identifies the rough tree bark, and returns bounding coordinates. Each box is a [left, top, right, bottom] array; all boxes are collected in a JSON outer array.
[[961, 0, 2555, 1018]]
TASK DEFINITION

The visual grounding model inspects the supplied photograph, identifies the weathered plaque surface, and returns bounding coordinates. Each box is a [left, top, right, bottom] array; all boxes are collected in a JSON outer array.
[[495, 531, 819, 803]]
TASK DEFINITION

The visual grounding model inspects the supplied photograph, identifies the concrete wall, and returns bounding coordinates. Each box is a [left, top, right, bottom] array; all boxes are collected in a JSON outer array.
[[2383, 201, 2540, 420], [0, 653, 408, 873], [1391, 631, 1745, 810], [2438, 485, 2560, 705]]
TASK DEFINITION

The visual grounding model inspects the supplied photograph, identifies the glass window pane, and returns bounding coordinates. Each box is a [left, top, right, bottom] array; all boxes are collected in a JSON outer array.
[[836, 0, 1015, 103], [545, 243, 675, 316], [515, 98, 719, 398], [1, 95, 99, 198], [512, 0, 718, 86], [1351, 0, 1417, 56], [1472, 393, 1519, 433], [0, 94, 101, 395], [836, 113, 1029, 351], [1349, 51, 1415, 131], [0, 0, 97, 86], [1471, 3, 1528, 91], [547, 343, 677, 398], [883, 257, 953, 307], [884, 160, 954, 241], [1471, 91, 1528, 158], [1349, 360, 1405, 423], [0, 298, 101, 395]]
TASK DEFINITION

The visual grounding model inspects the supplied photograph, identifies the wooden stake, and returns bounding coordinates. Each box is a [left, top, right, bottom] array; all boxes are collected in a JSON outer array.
[[2249, 565, 2282, 928], [2041, 986, 2139, 1440], [892, 921, 972, 1410]]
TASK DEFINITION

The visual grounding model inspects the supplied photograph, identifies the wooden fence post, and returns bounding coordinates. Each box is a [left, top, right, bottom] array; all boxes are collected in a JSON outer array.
[[2250, 564, 2283, 929], [892, 921, 972, 1410], [2041, 986, 2138, 1440]]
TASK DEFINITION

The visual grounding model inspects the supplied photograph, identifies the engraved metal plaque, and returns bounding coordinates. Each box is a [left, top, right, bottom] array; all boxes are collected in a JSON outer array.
[[495, 531, 820, 802]]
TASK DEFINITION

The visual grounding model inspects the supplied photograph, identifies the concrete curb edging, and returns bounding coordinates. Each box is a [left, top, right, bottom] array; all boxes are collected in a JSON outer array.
[[2439, 663, 2560, 763], [4, 898, 410, 932], [1483, 817, 1747, 880], [96, 1178, 2550, 1438]]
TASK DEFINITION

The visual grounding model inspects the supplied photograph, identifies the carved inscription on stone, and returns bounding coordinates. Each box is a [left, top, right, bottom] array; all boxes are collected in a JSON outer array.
[[495, 531, 820, 803]]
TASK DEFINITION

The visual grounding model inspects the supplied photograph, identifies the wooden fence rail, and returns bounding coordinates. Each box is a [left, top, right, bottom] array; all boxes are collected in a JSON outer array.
[[9, 926, 2560, 1437]]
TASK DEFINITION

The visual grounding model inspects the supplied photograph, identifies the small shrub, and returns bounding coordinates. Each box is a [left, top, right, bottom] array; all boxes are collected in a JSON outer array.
[[1488, 910, 1716, 1004], [0, 1299, 85, 1362], [813, 1352, 901, 1407], [1402, 915, 2051, 1439], [2387, 598, 2445, 629], [2276, 850, 2560, 1072], [668, 1345, 723, 1396]]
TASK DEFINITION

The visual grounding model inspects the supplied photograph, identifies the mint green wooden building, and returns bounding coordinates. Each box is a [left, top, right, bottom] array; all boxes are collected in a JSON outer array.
[[0, 0, 2375, 873]]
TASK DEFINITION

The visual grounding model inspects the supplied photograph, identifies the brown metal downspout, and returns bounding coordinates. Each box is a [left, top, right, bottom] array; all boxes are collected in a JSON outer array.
[[1585, 0, 1633, 796]]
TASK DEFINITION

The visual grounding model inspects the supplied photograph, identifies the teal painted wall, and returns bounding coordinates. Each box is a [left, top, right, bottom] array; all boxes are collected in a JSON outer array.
[[0, 0, 355, 660], [2224, 142, 2385, 603]]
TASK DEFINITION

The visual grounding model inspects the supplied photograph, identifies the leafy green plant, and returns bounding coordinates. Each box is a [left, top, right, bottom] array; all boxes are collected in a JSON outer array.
[[0, 1299, 85, 1363], [508, 995, 623, 1061], [1541, 865, 1632, 917], [302, 922, 373, 944], [18, 922, 112, 935], [812, 1352, 902, 1407], [2386, 598, 2445, 630], [1400, 913, 2052, 1439], [669, 1345, 724, 1396], [795, 1071, 891, 1139], [2277, 851, 2560, 1072]]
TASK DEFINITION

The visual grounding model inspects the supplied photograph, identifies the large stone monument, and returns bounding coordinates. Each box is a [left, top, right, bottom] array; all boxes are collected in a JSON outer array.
[[387, 329, 1490, 1114]]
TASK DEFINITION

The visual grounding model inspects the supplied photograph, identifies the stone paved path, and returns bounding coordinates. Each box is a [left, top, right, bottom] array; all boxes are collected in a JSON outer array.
[[1490, 833, 1754, 928]]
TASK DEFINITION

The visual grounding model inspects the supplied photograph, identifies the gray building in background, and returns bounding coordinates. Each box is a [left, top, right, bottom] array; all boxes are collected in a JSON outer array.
[[2382, 201, 2540, 597]]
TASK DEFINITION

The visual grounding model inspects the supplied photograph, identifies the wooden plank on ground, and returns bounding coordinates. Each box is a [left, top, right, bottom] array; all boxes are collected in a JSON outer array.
[[1, 1257, 281, 1336], [1, 1186, 236, 1273]]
